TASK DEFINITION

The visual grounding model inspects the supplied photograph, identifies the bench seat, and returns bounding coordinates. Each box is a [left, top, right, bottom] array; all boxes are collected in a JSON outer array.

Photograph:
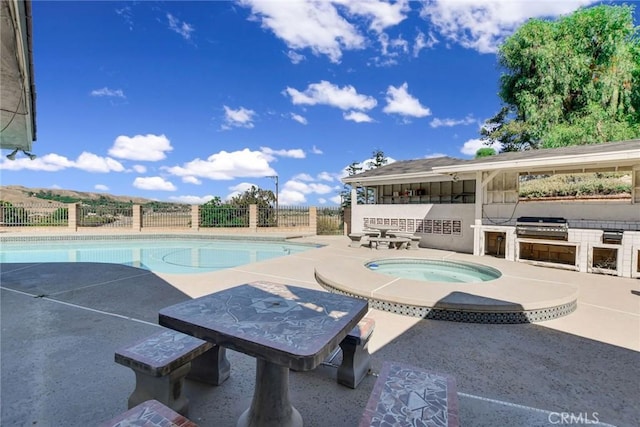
[[98, 399, 199, 427], [368, 237, 409, 249], [349, 231, 382, 248], [387, 233, 421, 250], [115, 329, 229, 415], [338, 317, 375, 389], [359, 361, 459, 427]]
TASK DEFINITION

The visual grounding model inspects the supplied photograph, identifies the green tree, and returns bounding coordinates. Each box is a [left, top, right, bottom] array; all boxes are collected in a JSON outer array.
[[475, 147, 497, 158], [200, 196, 249, 227], [340, 161, 363, 208], [340, 150, 389, 206], [482, 5, 640, 151], [230, 186, 276, 227]]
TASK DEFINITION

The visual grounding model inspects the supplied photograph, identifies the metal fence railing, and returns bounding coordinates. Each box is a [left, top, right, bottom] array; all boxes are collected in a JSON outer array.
[[0, 202, 345, 234], [143, 204, 191, 228], [260, 206, 309, 228], [200, 205, 250, 228], [316, 206, 344, 235], [78, 205, 133, 228], [0, 203, 68, 227]]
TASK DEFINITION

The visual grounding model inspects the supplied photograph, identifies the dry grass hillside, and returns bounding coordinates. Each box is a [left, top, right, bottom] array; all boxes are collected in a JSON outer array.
[[0, 185, 154, 205]]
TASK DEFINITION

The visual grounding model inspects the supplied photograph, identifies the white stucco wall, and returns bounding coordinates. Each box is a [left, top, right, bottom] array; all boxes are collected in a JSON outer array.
[[352, 203, 475, 253]]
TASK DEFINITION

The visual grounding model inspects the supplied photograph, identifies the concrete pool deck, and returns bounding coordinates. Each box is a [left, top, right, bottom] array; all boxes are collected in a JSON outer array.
[[1, 234, 639, 426]]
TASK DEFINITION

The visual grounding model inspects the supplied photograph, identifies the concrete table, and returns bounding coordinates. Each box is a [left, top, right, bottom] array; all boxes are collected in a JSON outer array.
[[365, 224, 401, 238], [159, 281, 368, 427]]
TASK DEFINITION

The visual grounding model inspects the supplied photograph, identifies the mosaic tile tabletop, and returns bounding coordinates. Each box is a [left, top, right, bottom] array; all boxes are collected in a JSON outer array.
[[98, 399, 199, 427], [159, 281, 368, 371], [360, 361, 459, 427]]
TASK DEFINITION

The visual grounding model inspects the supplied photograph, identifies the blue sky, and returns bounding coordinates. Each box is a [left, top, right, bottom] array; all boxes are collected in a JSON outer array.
[[1, 0, 637, 205]]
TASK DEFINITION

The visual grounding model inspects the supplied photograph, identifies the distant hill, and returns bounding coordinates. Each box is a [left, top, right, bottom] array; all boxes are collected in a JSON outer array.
[[0, 185, 156, 205]]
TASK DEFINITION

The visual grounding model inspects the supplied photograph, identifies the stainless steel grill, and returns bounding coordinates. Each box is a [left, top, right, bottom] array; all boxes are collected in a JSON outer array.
[[515, 216, 568, 240]]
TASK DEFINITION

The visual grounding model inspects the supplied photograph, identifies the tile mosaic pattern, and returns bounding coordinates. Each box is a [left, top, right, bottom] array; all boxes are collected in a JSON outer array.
[[364, 217, 463, 236], [159, 281, 368, 370], [360, 361, 458, 427], [98, 399, 199, 427], [115, 330, 212, 376], [319, 283, 577, 324]]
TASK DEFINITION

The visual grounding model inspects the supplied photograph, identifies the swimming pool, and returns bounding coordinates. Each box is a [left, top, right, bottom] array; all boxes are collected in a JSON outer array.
[[0, 235, 319, 274], [366, 258, 501, 283]]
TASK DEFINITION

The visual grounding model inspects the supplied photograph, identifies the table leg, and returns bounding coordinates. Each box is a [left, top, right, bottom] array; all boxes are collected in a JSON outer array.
[[237, 358, 302, 427]]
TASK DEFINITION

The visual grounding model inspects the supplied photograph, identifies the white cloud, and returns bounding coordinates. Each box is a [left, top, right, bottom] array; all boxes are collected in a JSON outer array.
[[430, 115, 477, 128], [292, 173, 314, 182], [0, 151, 125, 173], [329, 194, 342, 204], [378, 32, 408, 58], [287, 50, 306, 64], [167, 13, 194, 40], [168, 195, 216, 204], [461, 138, 501, 156], [317, 171, 334, 182], [343, 111, 374, 123], [335, 0, 409, 33], [132, 164, 147, 173], [424, 152, 447, 159], [284, 80, 377, 111], [182, 176, 202, 185], [133, 176, 177, 191], [383, 82, 430, 118], [279, 189, 307, 205], [90, 87, 126, 98], [222, 105, 256, 129], [311, 145, 323, 154], [260, 147, 306, 160], [75, 152, 126, 173], [420, 0, 597, 54], [164, 148, 275, 180], [238, 0, 365, 63], [94, 184, 109, 191], [109, 134, 173, 161], [1, 153, 71, 171], [291, 113, 308, 125], [413, 31, 438, 57]]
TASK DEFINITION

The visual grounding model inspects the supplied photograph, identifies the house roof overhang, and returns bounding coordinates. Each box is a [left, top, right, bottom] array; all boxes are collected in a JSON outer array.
[[0, 0, 36, 152], [432, 140, 640, 175], [342, 140, 640, 186]]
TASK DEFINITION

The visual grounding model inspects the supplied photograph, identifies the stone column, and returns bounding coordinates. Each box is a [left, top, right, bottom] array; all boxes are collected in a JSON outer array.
[[309, 207, 317, 235], [68, 203, 79, 231], [191, 205, 200, 230], [249, 205, 258, 232], [132, 205, 142, 231]]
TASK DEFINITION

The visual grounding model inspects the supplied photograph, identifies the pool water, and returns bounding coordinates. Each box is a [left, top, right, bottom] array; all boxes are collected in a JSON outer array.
[[0, 237, 317, 274], [366, 258, 501, 283]]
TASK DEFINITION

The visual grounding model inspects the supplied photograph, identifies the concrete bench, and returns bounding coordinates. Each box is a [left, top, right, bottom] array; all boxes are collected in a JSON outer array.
[[115, 329, 230, 415], [349, 231, 381, 248], [338, 317, 375, 389], [387, 233, 421, 250], [359, 361, 459, 427], [98, 399, 200, 427], [369, 237, 409, 249]]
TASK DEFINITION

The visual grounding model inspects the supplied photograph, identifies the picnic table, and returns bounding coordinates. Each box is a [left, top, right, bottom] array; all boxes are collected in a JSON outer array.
[[159, 281, 368, 427], [365, 224, 401, 238]]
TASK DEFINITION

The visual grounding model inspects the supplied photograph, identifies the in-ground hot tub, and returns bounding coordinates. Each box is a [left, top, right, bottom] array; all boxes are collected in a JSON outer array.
[[366, 258, 501, 283], [314, 255, 578, 323]]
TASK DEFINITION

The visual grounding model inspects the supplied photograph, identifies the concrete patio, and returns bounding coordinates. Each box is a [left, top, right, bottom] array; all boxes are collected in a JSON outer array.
[[1, 235, 638, 426]]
